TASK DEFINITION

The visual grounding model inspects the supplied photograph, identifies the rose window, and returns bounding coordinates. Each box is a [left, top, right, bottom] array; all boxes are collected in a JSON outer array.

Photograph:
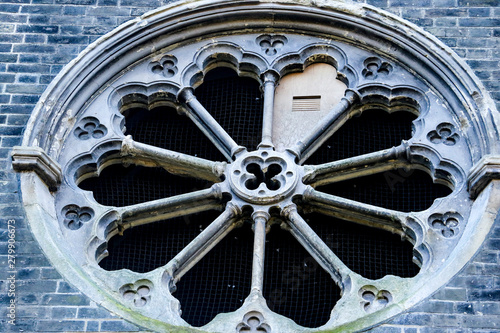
[[12, 1, 500, 333]]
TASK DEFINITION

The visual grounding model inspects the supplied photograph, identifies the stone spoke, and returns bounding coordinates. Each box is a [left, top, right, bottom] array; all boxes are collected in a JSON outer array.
[[117, 185, 224, 228], [303, 143, 409, 187], [121, 136, 225, 183], [302, 187, 406, 236], [167, 203, 241, 283], [282, 204, 352, 287], [179, 88, 245, 160], [259, 71, 279, 149], [290, 90, 359, 164], [250, 211, 269, 294]]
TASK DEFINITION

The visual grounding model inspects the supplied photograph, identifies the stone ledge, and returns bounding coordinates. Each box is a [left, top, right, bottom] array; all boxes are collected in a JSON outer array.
[[11, 146, 62, 191], [468, 155, 500, 199]]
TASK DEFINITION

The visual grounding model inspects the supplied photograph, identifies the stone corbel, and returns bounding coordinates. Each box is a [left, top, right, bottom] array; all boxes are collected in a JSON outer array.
[[468, 155, 500, 199], [11, 146, 62, 191]]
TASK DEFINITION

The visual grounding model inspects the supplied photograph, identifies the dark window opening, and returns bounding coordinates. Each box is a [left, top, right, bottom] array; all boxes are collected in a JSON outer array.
[[303, 212, 420, 279], [99, 211, 220, 273], [263, 223, 340, 328], [173, 221, 254, 327], [316, 168, 452, 212], [123, 106, 225, 162], [195, 67, 264, 151], [306, 109, 417, 164], [79, 164, 212, 207]]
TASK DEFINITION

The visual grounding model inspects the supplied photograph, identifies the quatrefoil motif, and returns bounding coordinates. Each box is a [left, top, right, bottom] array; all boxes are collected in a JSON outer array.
[[429, 212, 462, 238], [427, 122, 459, 146], [120, 281, 152, 307], [149, 55, 178, 78], [360, 286, 392, 313], [61, 204, 94, 230], [74, 117, 107, 140], [237, 311, 271, 333], [362, 57, 393, 79], [256, 35, 287, 56]]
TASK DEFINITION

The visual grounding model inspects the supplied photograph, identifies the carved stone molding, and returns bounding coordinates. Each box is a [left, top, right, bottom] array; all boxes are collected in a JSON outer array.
[[468, 155, 500, 199], [11, 146, 62, 191]]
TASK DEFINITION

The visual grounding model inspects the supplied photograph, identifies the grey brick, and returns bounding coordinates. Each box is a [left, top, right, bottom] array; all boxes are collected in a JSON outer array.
[[47, 35, 89, 44], [11, 94, 40, 104], [57, 281, 79, 293], [433, 288, 467, 301], [426, 8, 467, 17], [17, 267, 40, 280], [19, 54, 42, 63], [100, 320, 141, 331], [0, 105, 34, 114], [28, 14, 50, 24], [63, 5, 86, 15], [0, 4, 21, 12], [40, 268, 61, 279], [86, 321, 100, 331], [77, 306, 116, 319], [7, 64, 51, 76], [459, 18, 500, 27], [458, 0, 499, 6], [5, 84, 47, 94], [13, 44, 56, 53], [51, 306, 78, 319], [20, 5, 62, 14], [36, 320, 86, 332], [24, 34, 46, 43], [468, 8, 492, 17], [0, 74, 15, 83], [469, 290, 500, 302], [41, 293, 91, 306], [0, 12, 26, 23], [16, 24, 59, 34]]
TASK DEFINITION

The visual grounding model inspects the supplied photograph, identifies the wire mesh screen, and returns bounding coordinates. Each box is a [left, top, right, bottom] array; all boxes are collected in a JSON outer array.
[[306, 109, 417, 164], [99, 211, 220, 273], [195, 67, 264, 151], [123, 106, 225, 162], [303, 212, 420, 279], [78, 164, 211, 207], [263, 223, 340, 328], [173, 221, 254, 327], [317, 168, 451, 212]]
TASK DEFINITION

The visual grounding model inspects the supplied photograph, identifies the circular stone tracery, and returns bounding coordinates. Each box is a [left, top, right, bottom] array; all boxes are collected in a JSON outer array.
[[12, 1, 500, 333], [229, 149, 299, 204]]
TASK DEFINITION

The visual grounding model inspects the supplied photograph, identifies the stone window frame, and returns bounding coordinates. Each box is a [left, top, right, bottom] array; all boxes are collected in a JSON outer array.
[[11, 0, 500, 332]]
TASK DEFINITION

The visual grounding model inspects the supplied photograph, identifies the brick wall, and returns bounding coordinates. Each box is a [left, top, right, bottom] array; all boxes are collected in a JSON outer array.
[[0, 0, 499, 332]]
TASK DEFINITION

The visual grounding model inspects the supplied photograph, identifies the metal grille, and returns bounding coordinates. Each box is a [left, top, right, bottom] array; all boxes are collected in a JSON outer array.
[[78, 164, 211, 207], [263, 223, 341, 328], [123, 106, 225, 162], [306, 109, 451, 212], [306, 109, 417, 163], [317, 169, 451, 212], [174, 221, 254, 327], [195, 67, 264, 151], [99, 211, 220, 273], [304, 212, 420, 279]]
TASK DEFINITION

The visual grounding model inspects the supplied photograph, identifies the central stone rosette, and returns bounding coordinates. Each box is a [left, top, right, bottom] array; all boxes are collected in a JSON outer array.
[[228, 149, 300, 204]]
